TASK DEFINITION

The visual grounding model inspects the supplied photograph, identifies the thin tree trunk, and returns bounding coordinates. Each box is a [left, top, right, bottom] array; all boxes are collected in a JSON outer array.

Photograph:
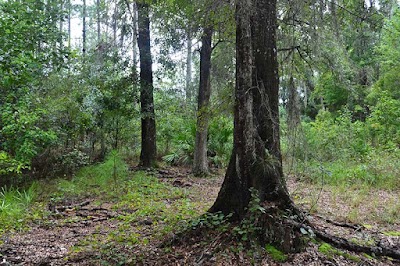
[[132, 2, 138, 69], [137, 3, 156, 167], [210, 0, 292, 219], [120, 11, 127, 48], [186, 29, 193, 103], [82, 0, 87, 57], [68, 0, 71, 49], [192, 26, 213, 177], [113, 3, 118, 46], [97, 0, 101, 42], [287, 76, 300, 131], [59, 0, 63, 49]]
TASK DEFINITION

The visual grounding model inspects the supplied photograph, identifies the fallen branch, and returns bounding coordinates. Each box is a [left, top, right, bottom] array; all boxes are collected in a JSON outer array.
[[53, 200, 91, 213], [288, 220, 400, 260], [315, 215, 362, 231]]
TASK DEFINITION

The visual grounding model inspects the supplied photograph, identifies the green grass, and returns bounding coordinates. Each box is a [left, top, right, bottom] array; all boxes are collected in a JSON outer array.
[[0, 183, 38, 236], [53, 153, 207, 264], [57, 151, 129, 197]]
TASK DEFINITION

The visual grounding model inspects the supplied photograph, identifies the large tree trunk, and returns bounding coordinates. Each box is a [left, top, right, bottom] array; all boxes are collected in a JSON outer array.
[[192, 27, 213, 177], [137, 3, 156, 167], [210, 0, 292, 219]]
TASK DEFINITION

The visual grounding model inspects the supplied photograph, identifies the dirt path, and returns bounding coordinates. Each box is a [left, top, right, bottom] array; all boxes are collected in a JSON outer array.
[[0, 168, 399, 265]]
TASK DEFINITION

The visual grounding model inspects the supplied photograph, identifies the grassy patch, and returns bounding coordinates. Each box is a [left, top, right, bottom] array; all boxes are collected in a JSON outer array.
[[0, 183, 38, 236], [57, 151, 129, 197], [54, 155, 208, 264]]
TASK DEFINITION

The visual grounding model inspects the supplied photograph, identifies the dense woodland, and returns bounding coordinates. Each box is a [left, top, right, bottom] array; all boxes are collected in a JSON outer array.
[[0, 0, 399, 265]]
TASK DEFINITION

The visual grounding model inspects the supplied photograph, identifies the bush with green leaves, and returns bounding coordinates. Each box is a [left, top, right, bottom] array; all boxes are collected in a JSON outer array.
[[302, 110, 371, 162], [286, 107, 400, 189]]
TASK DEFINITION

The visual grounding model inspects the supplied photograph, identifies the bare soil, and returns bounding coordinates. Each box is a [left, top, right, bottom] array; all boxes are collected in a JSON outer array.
[[0, 168, 399, 265]]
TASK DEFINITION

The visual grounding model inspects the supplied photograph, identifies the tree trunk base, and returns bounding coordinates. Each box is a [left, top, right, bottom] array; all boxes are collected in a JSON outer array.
[[255, 203, 306, 253]]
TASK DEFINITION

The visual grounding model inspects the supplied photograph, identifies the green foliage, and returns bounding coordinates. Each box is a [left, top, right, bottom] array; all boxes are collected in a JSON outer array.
[[287, 108, 400, 189], [303, 110, 371, 161], [0, 151, 27, 176], [233, 188, 265, 242], [367, 94, 400, 146], [190, 211, 232, 231], [0, 0, 65, 181], [56, 149, 90, 176], [1, 100, 57, 164], [314, 72, 349, 112], [208, 116, 233, 167]]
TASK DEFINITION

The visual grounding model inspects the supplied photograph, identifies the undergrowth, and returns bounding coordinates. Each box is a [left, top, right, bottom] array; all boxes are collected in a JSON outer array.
[[0, 183, 38, 236]]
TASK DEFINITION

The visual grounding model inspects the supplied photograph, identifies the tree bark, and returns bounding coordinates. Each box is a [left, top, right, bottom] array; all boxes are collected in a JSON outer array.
[[186, 29, 193, 103], [137, 3, 156, 167], [210, 0, 292, 219], [193, 26, 213, 177], [132, 2, 138, 68]]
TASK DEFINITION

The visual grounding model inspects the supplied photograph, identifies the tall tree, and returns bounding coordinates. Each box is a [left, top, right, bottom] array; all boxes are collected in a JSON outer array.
[[185, 29, 193, 103], [210, 0, 292, 219], [97, 0, 101, 42], [137, 2, 156, 167], [82, 0, 87, 57], [193, 26, 213, 176]]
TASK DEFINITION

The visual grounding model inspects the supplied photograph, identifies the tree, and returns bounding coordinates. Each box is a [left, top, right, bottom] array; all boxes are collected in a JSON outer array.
[[210, 0, 292, 217], [83, 0, 87, 57], [137, 2, 157, 167], [192, 26, 213, 176], [192, 0, 234, 176]]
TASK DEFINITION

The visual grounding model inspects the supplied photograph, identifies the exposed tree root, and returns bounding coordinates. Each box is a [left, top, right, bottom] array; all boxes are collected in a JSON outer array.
[[287, 219, 400, 260], [315, 214, 363, 230], [48, 200, 91, 213]]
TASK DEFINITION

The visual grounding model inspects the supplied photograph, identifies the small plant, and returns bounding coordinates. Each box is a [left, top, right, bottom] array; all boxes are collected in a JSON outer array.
[[190, 211, 232, 230], [233, 188, 265, 242]]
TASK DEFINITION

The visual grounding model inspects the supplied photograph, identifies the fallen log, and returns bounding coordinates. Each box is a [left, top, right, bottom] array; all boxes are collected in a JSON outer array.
[[288, 220, 400, 260]]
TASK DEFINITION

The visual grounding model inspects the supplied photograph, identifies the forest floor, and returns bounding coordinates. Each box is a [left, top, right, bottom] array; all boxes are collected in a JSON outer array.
[[0, 166, 399, 265]]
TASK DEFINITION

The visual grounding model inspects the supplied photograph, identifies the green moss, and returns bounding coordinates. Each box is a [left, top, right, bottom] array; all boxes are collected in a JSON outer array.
[[318, 243, 361, 262], [382, 231, 400, 237], [350, 237, 375, 246], [362, 224, 373, 229], [265, 244, 287, 262], [318, 243, 334, 257]]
